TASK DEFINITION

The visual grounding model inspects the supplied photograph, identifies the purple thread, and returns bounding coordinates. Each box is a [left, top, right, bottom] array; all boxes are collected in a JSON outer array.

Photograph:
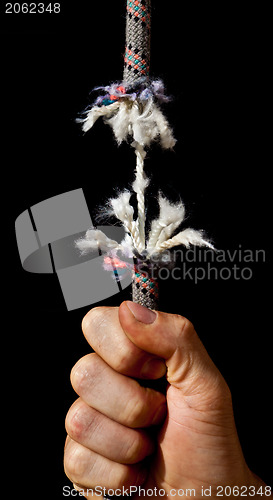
[[92, 79, 172, 107]]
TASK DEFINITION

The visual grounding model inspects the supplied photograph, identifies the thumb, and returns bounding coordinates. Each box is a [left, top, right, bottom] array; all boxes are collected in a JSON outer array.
[[119, 301, 228, 398]]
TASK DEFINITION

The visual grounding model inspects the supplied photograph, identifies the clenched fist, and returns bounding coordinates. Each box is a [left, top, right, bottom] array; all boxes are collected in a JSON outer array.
[[64, 301, 268, 499]]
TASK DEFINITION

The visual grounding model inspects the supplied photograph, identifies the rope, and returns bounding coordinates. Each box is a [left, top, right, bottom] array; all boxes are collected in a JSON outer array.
[[123, 0, 151, 83], [132, 262, 159, 310], [123, 0, 159, 308], [76, 1, 214, 316]]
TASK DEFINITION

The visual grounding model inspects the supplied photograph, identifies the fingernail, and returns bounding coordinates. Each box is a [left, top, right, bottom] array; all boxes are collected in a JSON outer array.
[[126, 301, 157, 324], [141, 358, 166, 378]]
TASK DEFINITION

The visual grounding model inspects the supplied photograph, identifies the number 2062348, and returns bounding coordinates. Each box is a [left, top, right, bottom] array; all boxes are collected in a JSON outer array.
[[5, 3, 61, 14]]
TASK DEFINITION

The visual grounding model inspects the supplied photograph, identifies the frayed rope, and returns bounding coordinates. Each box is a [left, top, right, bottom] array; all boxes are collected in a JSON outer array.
[[75, 76, 214, 298], [75, 187, 214, 264], [77, 78, 176, 150]]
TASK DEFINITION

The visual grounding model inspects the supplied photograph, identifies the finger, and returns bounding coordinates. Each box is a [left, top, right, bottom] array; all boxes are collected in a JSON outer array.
[[65, 398, 155, 464], [119, 301, 228, 397], [64, 437, 147, 492], [71, 353, 166, 428], [82, 306, 166, 380]]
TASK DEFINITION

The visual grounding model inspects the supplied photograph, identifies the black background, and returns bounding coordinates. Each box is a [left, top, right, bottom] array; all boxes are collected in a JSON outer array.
[[2, 1, 272, 496]]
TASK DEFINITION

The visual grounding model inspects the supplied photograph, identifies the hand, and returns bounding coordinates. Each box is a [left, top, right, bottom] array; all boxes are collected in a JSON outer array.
[[64, 302, 269, 499]]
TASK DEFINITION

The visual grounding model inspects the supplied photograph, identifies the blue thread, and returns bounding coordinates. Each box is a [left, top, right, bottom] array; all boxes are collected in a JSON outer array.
[[102, 98, 115, 106]]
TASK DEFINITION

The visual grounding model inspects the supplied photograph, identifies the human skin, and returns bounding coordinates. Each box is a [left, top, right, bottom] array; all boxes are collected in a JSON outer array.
[[64, 301, 270, 499]]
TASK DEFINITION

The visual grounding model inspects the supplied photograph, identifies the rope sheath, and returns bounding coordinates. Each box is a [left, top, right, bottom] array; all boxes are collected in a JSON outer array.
[[123, 0, 151, 83], [132, 263, 159, 310]]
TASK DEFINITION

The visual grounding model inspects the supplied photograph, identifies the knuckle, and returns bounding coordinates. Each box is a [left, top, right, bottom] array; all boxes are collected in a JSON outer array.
[[116, 351, 129, 373], [124, 393, 146, 427], [66, 402, 102, 444], [175, 314, 195, 341], [117, 468, 132, 489], [122, 434, 146, 464], [123, 387, 162, 428], [109, 463, 137, 490], [70, 354, 99, 395], [82, 306, 110, 335], [115, 345, 137, 374], [65, 401, 87, 442], [64, 441, 89, 484]]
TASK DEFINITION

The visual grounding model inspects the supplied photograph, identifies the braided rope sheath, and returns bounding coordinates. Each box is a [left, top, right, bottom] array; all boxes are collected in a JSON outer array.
[[132, 262, 159, 310], [123, 0, 151, 83]]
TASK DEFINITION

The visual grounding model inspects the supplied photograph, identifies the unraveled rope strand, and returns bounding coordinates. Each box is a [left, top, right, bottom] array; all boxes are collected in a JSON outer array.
[[132, 142, 148, 252]]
